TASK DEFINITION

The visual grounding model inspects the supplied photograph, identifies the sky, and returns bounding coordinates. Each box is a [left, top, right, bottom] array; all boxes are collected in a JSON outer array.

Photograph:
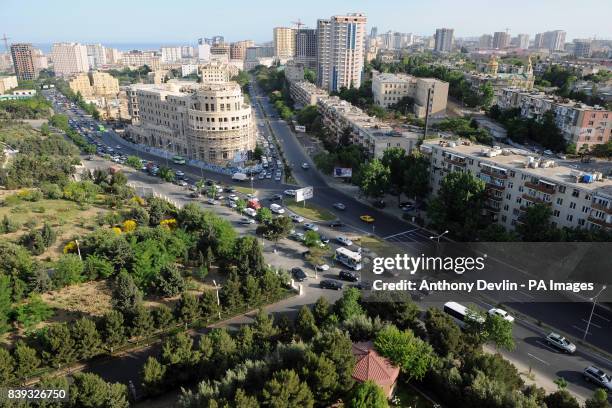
[[3, 0, 612, 46]]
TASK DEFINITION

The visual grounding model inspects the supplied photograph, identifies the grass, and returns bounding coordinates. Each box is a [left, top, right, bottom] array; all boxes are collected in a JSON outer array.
[[394, 382, 437, 408], [233, 185, 257, 195], [284, 199, 336, 222]]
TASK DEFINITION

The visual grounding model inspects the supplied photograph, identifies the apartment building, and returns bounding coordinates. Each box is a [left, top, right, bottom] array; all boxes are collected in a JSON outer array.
[[534, 30, 567, 52], [105, 48, 122, 64], [434, 28, 454, 53], [121, 51, 161, 70], [86, 44, 107, 68], [573, 40, 592, 58], [317, 95, 418, 157], [230, 40, 255, 61], [10, 43, 38, 80], [316, 13, 367, 92], [273, 27, 296, 59], [199, 60, 236, 83], [289, 80, 329, 107], [210, 43, 230, 63], [492, 32, 511, 49], [497, 88, 611, 148], [160, 46, 182, 63], [295, 28, 317, 68], [127, 80, 255, 165], [516, 34, 530, 50], [69, 71, 119, 97], [421, 138, 612, 231], [371, 71, 449, 117], [51, 43, 89, 76], [479, 35, 493, 49], [0, 76, 18, 94]]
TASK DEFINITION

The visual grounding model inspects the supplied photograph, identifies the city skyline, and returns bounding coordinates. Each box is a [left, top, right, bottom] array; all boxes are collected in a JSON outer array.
[[4, 0, 612, 45]]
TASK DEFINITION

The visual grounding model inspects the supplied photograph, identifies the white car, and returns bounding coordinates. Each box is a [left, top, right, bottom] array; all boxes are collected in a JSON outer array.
[[270, 203, 285, 214], [303, 223, 318, 231], [284, 189, 296, 197], [243, 207, 257, 217], [175, 170, 185, 177], [302, 163, 310, 169], [206, 198, 219, 205], [488, 308, 515, 323], [290, 214, 304, 223], [240, 217, 255, 225], [314, 263, 330, 271], [246, 193, 257, 199], [228, 201, 237, 209], [228, 194, 238, 201], [336, 236, 353, 246], [333, 202, 346, 210]]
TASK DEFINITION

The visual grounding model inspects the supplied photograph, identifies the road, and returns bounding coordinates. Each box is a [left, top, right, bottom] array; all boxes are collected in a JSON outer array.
[[43, 88, 612, 403]]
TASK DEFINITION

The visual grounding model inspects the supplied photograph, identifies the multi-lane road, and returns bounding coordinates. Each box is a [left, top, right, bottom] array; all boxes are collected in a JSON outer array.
[[42, 87, 612, 402]]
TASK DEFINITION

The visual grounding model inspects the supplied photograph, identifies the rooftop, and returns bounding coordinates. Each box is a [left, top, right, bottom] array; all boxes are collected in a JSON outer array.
[[351, 342, 400, 386], [502, 87, 610, 111]]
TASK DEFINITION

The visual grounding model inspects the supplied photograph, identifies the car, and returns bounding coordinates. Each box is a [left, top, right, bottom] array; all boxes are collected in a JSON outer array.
[[228, 194, 238, 201], [319, 235, 330, 244], [301, 163, 310, 169], [333, 203, 346, 210], [258, 172, 265, 180], [243, 207, 257, 217], [266, 172, 272, 179], [189, 192, 201, 198], [488, 308, 515, 323], [545, 332, 576, 354], [303, 223, 318, 231], [291, 267, 307, 282], [274, 175, 281, 181], [339, 270, 359, 282], [354, 280, 371, 290], [178, 180, 188, 187], [336, 236, 353, 246], [360, 215, 375, 223], [583, 366, 612, 391], [246, 193, 257, 199], [313, 263, 329, 271], [239, 217, 255, 225], [175, 170, 185, 178], [269, 194, 283, 201], [225, 187, 236, 193], [320, 280, 343, 290], [270, 203, 285, 214], [329, 221, 344, 228], [206, 198, 219, 205], [543, 149, 553, 156], [289, 232, 305, 242], [284, 189, 296, 197], [188, 184, 198, 191], [228, 201, 237, 209], [290, 214, 304, 223]]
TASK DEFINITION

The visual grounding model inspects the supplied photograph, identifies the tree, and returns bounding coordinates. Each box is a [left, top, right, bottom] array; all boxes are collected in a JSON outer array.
[[52, 254, 84, 288], [111, 270, 142, 316], [235, 388, 259, 408], [374, 325, 436, 380], [403, 153, 430, 201], [14, 294, 53, 330], [256, 207, 273, 224], [40, 222, 57, 247], [0, 275, 12, 334], [424, 308, 463, 356], [483, 314, 515, 351], [83, 254, 114, 280], [360, 159, 390, 199], [585, 389, 611, 408], [41, 323, 76, 368], [72, 317, 102, 360], [480, 83, 495, 108], [347, 380, 389, 408], [152, 304, 174, 330], [20, 229, 46, 255], [101, 310, 126, 352], [544, 389, 580, 408], [381, 147, 407, 202], [130, 304, 154, 344], [220, 271, 243, 311], [262, 369, 314, 408], [126, 156, 142, 169], [296, 306, 318, 341], [153, 264, 186, 297], [0, 348, 14, 386], [242, 275, 262, 308], [303, 230, 322, 248], [252, 145, 264, 161], [516, 203, 558, 241], [13, 340, 40, 382], [174, 292, 199, 327], [312, 329, 355, 392], [334, 287, 363, 321], [69, 372, 129, 408], [142, 356, 167, 396], [312, 296, 330, 325], [158, 166, 175, 182], [258, 216, 292, 250]]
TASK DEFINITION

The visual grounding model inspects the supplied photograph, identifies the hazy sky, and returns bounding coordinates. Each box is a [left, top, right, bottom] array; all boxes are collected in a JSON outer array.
[[4, 0, 611, 45]]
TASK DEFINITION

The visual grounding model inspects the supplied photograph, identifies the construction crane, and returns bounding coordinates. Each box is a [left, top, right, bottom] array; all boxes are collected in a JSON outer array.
[[292, 19, 305, 30], [1, 34, 10, 53]]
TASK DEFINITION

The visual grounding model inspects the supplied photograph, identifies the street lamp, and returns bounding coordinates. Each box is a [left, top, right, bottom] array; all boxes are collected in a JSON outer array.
[[250, 176, 254, 194], [212, 279, 222, 320], [583, 285, 607, 341], [429, 230, 449, 244]]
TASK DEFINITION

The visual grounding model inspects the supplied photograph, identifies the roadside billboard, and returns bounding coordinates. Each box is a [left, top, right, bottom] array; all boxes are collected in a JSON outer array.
[[295, 125, 306, 133], [333, 167, 353, 178], [295, 186, 314, 202]]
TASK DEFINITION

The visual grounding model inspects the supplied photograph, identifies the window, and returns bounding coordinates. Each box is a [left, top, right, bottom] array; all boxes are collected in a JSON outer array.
[[578, 219, 585, 226], [558, 186, 566, 194], [569, 202, 576, 209], [501, 215, 507, 222], [572, 189, 579, 198], [556, 198, 563, 205], [508, 182, 513, 188], [509, 171, 515, 178], [518, 186, 523, 192], [503, 204, 509, 211], [516, 198, 522, 204], [582, 206, 589, 213], [506, 193, 511, 200], [553, 210, 560, 217], [566, 214, 573, 222]]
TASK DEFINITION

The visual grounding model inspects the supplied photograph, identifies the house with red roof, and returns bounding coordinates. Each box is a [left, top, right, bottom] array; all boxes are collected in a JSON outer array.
[[351, 341, 401, 398]]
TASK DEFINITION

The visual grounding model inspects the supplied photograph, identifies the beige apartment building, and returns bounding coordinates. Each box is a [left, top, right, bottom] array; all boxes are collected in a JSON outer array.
[[372, 71, 449, 117], [273, 27, 296, 59], [199, 60, 238, 83], [51, 43, 89, 76], [121, 51, 161, 70], [230, 40, 255, 61], [421, 139, 612, 231], [126, 80, 255, 165], [290, 80, 330, 108], [496, 87, 611, 148], [69, 72, 119, 97], [0, 76, 18, 94]]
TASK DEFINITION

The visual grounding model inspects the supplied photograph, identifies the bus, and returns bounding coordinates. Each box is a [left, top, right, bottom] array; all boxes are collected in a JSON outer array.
[[335, 247, 362, 271], [443, 301, 485, 328], [172, 156, 186, 165], [97, 124, 105, 132]]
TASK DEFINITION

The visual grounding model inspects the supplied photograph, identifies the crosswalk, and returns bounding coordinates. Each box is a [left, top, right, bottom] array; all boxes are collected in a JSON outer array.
[[383, 228, 437, 243]]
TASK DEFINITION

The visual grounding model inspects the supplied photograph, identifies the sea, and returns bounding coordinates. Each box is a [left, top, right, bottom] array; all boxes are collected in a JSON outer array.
[[32, 43, 192, 53]]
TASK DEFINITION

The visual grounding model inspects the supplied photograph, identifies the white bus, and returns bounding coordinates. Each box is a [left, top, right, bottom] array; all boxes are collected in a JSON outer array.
[[443, 301, 485, 328], [335, 247, 362, 271]]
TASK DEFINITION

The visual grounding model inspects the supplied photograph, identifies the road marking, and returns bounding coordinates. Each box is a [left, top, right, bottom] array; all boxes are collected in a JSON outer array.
[[572, 324, 588, 334], [581, 319, 602, 329], [527, 353, 550, 366], [592, 312, 611, 323], [383, 229, 418, 239], [517, 290, 534, 299], [536, 340, 560, 353], [506, 295, 524, 303]]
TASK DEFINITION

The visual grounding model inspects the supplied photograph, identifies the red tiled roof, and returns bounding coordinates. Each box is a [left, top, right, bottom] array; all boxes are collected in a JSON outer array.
[[351, 342, 400, 386]]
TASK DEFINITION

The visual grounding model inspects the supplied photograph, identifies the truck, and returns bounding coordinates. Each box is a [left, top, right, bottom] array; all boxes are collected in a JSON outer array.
[[232, 172, 247, 181]]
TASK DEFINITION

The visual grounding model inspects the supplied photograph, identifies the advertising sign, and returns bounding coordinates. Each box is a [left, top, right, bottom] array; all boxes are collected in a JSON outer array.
[[295, 186, 314, 202], [295, 125, 306, 133], [333, 167, 353, 178]]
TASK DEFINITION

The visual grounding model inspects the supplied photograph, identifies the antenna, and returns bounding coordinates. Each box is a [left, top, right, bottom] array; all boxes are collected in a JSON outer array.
[[1, 34, 10, 53]]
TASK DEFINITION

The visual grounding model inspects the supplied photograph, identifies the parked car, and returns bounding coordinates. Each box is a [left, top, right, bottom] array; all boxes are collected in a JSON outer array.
[[313, 263, 330, 271], [545, 332, 576, 354], [583, 366, 612, 391], [270, 203, 285, 214], [320, 280, 343, 290], [339, 270, 359, 282], [269, 194, 283, 201], [290, 214, 304, 223], [488, 308, 515, 323], [333, 202, 346, 210], [243, 208, 257, 217], [329, 221, 344, 228], [206, 198, 219, 205], [319, 235, 330, 244], [336, 236, 353, 246], [239, 217, 255, 225], [303, 223, 318, 231], [289, 232, 305, 242], [291, 267, 307, 282], [284, 189, 296, 197]]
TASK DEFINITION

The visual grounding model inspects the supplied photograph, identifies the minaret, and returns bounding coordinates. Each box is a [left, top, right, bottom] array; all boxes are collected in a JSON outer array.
[[487, 55, 499, 76], [526, 55, 533, 76]]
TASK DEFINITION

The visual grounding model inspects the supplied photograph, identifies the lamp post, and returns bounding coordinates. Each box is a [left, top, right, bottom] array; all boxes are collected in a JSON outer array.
[[429, 230, 449, 244], [250, 176, 254, 194], [212, 279, 222, 320], [583, 285, 607, 341]]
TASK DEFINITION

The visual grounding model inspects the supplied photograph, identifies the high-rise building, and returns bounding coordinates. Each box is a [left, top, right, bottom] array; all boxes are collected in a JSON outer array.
[[370, 27, 378, 38], [10, 43, 38, 80], [295, 28, 317, 68], [516, 34, 530, 49], [573, 40, 592, 58], [230, 40, 254, 61], [69, 71, 119, 97], [86, 44, 107, 68], [210, 43, 230, 62], [434, 28, 454, 53], [198, 43, 211, 62], [160, 46, 182, 63], [105, 48, 122, 64], [492, 32, 511, 49], [316, 13, 367, 92], [181, 46, 195, 58], [479, 34, 493, 49], [51, 43, 89, 76], [535, 30, 567, 51], [273, 27, 296, 59], [32, 49, 48, 71]]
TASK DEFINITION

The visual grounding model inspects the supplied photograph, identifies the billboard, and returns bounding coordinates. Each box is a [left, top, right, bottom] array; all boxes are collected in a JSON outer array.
[[295, 125, 306, 133], [333, 167, 353, 178], [295, 186, 314, 202]]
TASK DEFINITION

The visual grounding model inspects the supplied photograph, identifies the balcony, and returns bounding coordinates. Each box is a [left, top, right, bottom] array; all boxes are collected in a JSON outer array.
[[486, 182, 505, 191], [484, 203, 501, 213], [591, 202, 612, 214], [481, 167, 508, 179], [444, 156, 466, 167], [522, 193, 552, 206], [486, 191, 503, 201], [525, 181, 556, 195], [587, 216, 612, 229]]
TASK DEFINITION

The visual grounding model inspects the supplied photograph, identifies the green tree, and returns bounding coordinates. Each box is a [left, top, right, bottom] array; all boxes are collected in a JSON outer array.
[[83, 253, 115, 281], [14, 294, 53, 330], [41, 323, 76, 368], [72, 317, 102, 360], [0, 348, 15, 386], [174, 292, 199, 327], [256, 207, 273, 224], [424, 308, 463, 356], [235, 388, 259, 408], [111, 269, 142, 316], [484, 314, 515, 351], [20, 229, 46, 255], [347, 380, 389, 408], [262, 369, 314, 408], [257, 215, 292, 250], [153, 264, 186, 297], [0, 275, 12, 334], [158, 166, 175, 182], [381, 147, 407, 203], [69, 372, 129, 408], [360, 159, 390, 199], [141, 356, 167, 396], [585, 389, 611, 408], [40, 222, 57, 247], [130, 304, 154, 344], [374, 325, 436, 380], [303, 230, 322, 248], [242, 275, 262, 308], [152, 304, 174, 330], [312, 329, 355, 392], [126, 156, 142, 169], [13, 340, 40, 382], [544, 389, 580, 408], [220, 271, 243, 311], [334, 287, 363, 321], [101, 310, 126, 352], [52, 254, 84, 288], [516, 203, 558, 241], [296, 306, 319, 341], [312, 296, 330, 326]]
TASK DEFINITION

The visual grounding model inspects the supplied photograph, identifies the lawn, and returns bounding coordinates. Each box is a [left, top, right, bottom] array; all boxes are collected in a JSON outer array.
[[393, 382, 438, 408], [233, 185, 257, 195], [284, 198, 336, 222]]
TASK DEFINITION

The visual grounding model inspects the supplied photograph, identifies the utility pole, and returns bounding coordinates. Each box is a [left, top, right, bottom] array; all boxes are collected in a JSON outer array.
[[423, 87, 432, 139]]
